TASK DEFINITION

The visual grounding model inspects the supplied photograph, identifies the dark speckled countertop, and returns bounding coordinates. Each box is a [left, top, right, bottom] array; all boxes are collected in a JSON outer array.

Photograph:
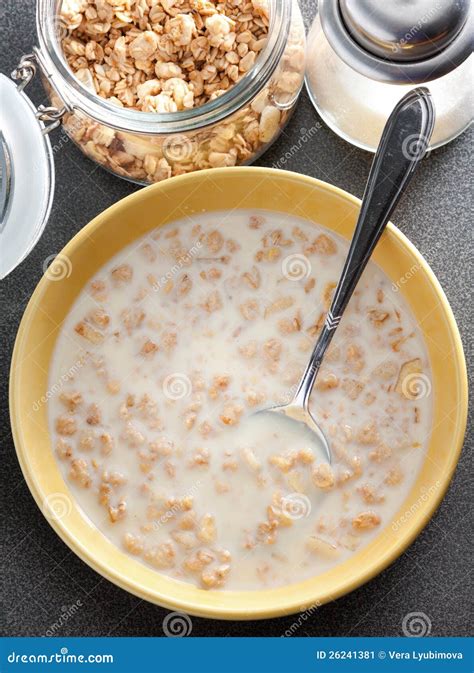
[[1, 0, 472, 638]]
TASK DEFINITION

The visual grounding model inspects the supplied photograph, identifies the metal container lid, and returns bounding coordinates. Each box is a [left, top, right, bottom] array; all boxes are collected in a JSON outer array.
[[319, 0, 473, 83]]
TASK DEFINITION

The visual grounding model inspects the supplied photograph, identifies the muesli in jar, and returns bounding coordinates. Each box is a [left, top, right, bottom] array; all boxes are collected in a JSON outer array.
[[51, 0, 305, 182]]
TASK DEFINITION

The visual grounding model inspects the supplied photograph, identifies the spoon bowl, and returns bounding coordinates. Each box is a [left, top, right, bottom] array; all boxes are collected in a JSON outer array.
[[256, 403, 331, 463]]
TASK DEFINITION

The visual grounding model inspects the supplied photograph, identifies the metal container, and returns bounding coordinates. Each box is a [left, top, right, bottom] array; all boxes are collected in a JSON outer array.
[[305, 0, 473, 151]]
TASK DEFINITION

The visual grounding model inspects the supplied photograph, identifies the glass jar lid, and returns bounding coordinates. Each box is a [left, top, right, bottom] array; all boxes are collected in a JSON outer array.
[[319, 0, 473, 83], [0, 74, 55, 279]]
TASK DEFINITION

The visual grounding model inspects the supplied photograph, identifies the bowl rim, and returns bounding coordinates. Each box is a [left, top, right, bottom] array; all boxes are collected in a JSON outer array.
[[9, 167, 468, 620]]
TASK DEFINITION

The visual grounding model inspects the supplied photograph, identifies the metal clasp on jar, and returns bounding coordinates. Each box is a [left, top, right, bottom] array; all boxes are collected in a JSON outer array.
[[11, 53, 67, 135], [11, 53, 37, 91]]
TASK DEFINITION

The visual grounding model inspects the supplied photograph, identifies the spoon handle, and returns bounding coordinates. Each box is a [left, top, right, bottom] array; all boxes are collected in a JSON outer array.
[[294, 87, 435, 407]]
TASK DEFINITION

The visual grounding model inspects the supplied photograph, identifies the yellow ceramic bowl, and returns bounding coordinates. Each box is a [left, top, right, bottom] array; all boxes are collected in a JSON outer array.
[[10, 168, 467, 620]]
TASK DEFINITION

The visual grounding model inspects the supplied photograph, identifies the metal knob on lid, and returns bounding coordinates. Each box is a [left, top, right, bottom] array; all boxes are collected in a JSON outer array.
[[319, 0, 473, 82]]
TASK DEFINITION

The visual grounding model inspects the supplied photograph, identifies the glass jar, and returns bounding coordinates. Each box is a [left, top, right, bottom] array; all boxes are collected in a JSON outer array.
[[0, 0, 305, 276], [36, 0, 306, 184], [306, 0, 473, 152]]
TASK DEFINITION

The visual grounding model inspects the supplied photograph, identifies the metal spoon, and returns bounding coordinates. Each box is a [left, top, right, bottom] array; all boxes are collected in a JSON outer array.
[[256, 87, 435, 463]]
